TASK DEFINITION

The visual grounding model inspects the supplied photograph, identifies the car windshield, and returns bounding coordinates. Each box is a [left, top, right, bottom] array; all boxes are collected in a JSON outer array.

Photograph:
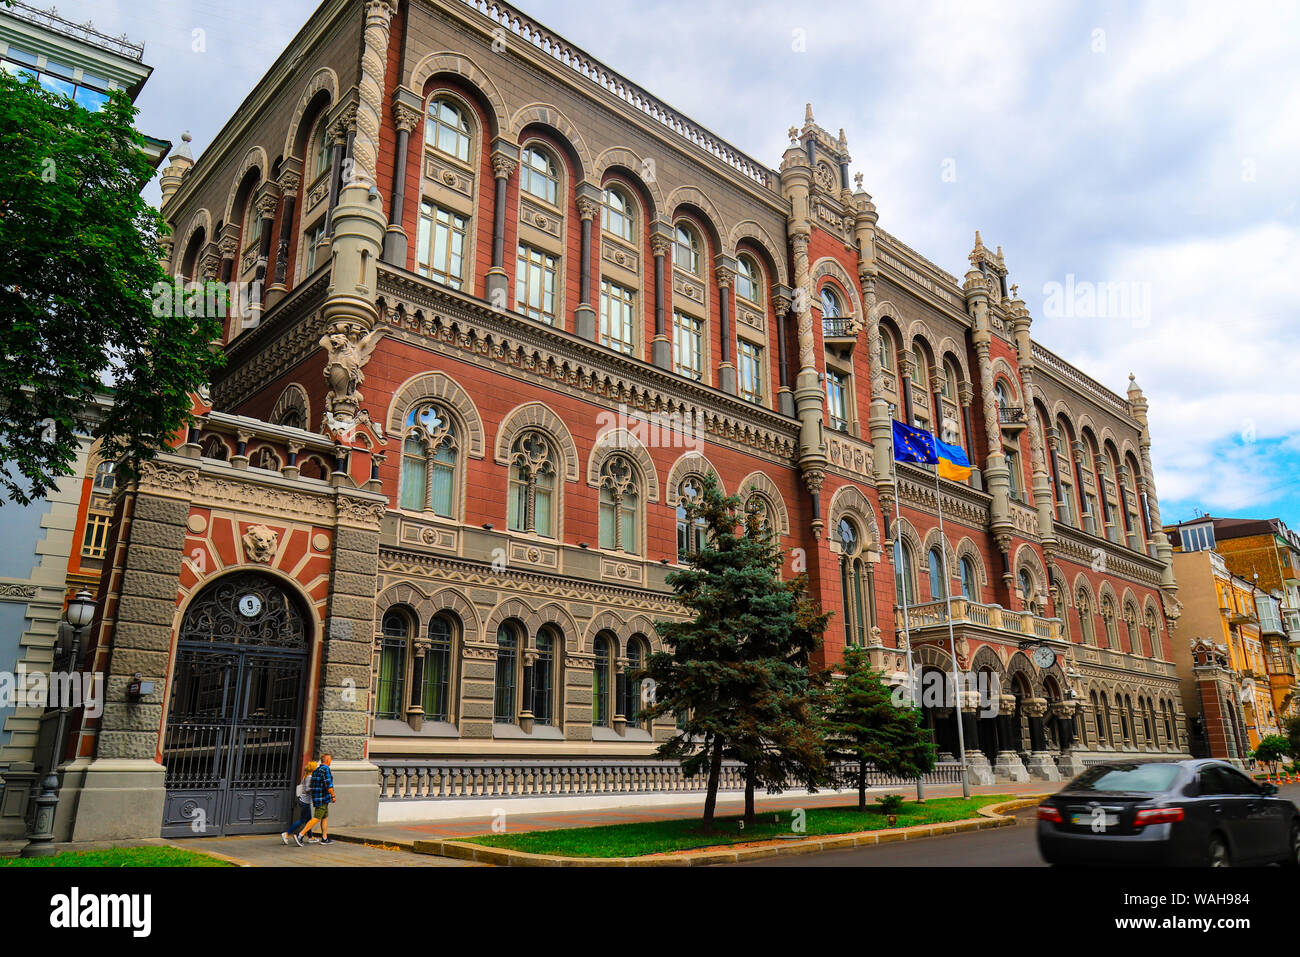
[[1065, 764, 1181, 793]]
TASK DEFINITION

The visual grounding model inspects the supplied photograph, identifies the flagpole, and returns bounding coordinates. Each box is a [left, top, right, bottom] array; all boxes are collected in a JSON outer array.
[[888, 420, 923, 803], [933, 463, 971, 798]]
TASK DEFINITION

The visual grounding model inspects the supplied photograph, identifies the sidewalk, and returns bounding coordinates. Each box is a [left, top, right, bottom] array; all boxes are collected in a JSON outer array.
[[333, 780, 1049, 847]]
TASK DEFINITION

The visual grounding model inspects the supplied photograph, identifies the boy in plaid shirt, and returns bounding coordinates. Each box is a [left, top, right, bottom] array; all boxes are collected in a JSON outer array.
[[293, 753, 336, 846]]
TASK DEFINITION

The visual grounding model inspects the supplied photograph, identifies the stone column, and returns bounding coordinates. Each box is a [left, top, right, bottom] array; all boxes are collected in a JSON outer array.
[[1009, 295, 1055, 549], [716, 257, 736, 394], [961, 687, 995, 785], [773, 288, 795, 417], [270, 162, 301, 299], [993, 694, 1029, 781], [217, 233, 238, 285], [650, 229, 672, 370], [1022, 697, 1062, 781], [520, 649, 536, 734], [382, 92, 422, 266], [613, 658, 628, 736], [966, 265, 1012, 550], [351, 0, 396, 191], [574, 185, 602, 341], [486, 143, 518, 308]]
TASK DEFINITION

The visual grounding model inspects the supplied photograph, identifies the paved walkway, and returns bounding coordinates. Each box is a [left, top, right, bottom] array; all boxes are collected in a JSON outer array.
[[332, 780, 1050, 846], [176, 834, 479, 867]]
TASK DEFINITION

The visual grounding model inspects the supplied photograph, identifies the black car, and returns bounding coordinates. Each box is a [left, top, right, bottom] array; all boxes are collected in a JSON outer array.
[[1037, 759, 1300, 867]]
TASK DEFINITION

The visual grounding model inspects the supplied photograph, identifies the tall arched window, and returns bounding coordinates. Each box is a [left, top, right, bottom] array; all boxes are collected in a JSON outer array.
[[93, 460, 116, 492], [422, 616, 454, 722], [622, 636, 646, 728], [820, 286, 842, 319], [838, 518, 872, 646], [1146, 608, 1162, 658], [928, 547, 946, 600], [532, 629, 557, 726], [507, 431, 556, 537], [894, 540, 917, 605], [673, 222, 701, 276], [746, 493, 774, 538], [1101, 596, 1118, 649], [1019, 569, 1037, 613], [592, 633, 613, 726], [1123, 603, 1139, 654], [399, 403, 458, 516], [520, 145, 559, 205], [598, 454, 640, 555], [735, 254, 762, 305], [879, 326, 897, 373], [676, 476, 707, 558], [494, 623, 519, 723], [426, 97, 472, 162], [377, 609, 411, 720], [601, 186, 634, 242], [1077, 589, 1096, 646], [313, 119, 332, 179], [959, 557, 978, 600]]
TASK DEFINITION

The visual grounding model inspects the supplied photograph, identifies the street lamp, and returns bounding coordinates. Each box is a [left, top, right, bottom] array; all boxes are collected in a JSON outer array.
[[22, 589, 96, 857]]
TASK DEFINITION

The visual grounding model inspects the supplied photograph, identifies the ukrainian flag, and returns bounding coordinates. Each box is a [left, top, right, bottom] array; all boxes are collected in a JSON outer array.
[[892, 420, 972, 481]]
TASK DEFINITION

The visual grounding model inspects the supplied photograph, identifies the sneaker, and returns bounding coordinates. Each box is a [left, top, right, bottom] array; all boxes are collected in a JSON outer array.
[[281, 832, 288, 845], [319, 838, 335, 845], [307, 837, 320, 844], [293, 833, 304, 847]]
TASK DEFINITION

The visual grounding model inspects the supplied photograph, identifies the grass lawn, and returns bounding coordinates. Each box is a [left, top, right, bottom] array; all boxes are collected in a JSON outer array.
[[464, 795, 1012, 858], [0, 846, 233, 867]]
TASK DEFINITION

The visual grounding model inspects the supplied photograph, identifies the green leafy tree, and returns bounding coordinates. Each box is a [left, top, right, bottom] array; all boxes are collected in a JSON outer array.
[[1253, 734, 1292, 775], [640, 475, 831, 830], [818, 645, 936, 810], [0, 72, 223, 505], [1282, 713, 1300, 760]]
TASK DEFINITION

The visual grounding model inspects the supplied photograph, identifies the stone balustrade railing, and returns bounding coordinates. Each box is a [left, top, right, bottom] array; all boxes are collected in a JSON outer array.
[[899, 597, 1064, 641], [374, 758, 966, 801]]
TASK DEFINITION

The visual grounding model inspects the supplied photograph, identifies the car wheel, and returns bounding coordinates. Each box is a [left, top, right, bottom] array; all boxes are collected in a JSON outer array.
[[1207, 834, 1230, 868], [1283, 823, 1299, 868]]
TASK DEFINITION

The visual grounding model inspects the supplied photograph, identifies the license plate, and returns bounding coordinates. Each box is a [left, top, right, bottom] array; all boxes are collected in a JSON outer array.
[[1071, 812, 1119, 827]]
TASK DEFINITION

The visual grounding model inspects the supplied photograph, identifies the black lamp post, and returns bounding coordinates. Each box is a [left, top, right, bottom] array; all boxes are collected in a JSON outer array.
[[22, 589, 96, 857]]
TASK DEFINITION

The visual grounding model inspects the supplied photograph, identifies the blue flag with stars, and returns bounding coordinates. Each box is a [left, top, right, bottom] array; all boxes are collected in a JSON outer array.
[[892, 420, 938, 465]]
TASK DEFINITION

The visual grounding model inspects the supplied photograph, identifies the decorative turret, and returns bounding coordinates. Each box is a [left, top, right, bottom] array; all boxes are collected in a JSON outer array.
[[158, 132, 193, 208], [1127, 373, 1182, 623]]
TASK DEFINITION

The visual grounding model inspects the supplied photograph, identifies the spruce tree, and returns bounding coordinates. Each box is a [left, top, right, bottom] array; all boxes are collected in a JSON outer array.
[[819, 645, 936, 810], [641, 475, 830, 830]]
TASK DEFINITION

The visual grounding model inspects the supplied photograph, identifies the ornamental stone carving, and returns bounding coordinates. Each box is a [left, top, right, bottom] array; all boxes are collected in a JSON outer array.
[[320, 322, 385, 419], [242, 524, 279, 563]]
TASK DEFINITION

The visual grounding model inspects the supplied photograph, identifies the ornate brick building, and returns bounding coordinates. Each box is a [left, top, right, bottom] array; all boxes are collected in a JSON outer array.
[[55, 0, 1189, 840]]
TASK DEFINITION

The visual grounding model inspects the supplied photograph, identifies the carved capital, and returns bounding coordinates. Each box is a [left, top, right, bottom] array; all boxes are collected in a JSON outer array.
[[490, 152, 517, 180], [393, 101, 422, 134], [576, 196, 600, 221], [650, 234, 672, 258]]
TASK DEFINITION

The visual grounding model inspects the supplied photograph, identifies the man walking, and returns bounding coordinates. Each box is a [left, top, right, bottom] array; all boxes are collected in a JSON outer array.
[[294, 753, 336, 846]]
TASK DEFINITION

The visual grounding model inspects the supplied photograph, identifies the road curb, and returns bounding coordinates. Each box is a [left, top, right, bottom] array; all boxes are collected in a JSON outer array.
[[410, 795, 1051, 867]]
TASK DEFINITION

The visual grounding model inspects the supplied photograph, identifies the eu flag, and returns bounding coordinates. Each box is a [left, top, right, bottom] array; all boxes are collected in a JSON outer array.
[[892, 420, 938, 464]]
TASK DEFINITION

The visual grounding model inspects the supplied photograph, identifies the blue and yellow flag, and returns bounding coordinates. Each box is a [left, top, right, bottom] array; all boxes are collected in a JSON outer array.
[[892, 420, 972, 481], [935, 438, 973, 481]]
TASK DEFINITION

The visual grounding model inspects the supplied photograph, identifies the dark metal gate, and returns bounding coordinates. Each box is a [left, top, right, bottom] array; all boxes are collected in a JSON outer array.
[[161, 573, 309, 837]]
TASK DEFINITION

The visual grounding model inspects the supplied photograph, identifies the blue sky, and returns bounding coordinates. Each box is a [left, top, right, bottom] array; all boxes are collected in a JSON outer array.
[[58, 0, 1300, 528]]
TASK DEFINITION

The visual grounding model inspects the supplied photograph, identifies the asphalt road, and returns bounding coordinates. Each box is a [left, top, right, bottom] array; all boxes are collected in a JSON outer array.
[[736, 782, 1300, 867]]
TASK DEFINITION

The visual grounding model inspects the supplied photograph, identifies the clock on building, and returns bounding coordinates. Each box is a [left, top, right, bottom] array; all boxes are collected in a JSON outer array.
[[1032, 644, 1057, 669]]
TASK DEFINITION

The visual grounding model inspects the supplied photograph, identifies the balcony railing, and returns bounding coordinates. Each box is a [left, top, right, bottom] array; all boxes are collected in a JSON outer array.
[[7, 2, 145, 61], [997, 405, 1027, 426], [822, 317, 856, 339], [898, 597, 1064, 640]]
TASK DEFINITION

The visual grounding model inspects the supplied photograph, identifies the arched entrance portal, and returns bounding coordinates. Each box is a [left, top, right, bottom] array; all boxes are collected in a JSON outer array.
[[160, 572, 311, 837]]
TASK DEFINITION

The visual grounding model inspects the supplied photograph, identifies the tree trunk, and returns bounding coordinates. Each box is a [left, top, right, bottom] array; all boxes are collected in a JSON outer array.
[[701, 737, 725, 832], [858, 762, 867, 811], [744, 766, 756, 828]]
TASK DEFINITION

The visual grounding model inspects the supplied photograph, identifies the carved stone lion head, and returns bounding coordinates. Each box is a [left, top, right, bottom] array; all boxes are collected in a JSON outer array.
[[242, 524, 279, 563]]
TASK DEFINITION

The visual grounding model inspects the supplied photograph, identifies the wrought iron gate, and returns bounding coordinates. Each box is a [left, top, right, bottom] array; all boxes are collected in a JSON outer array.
[[161, 573, 309, 837]]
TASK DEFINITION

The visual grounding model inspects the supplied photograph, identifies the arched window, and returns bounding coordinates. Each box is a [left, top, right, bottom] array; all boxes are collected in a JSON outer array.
[[1019, 569, 1036, 612], [592, 633, 613, 727], [1101, 596, 1118, 649], [941, 359, 959, 401], [520, 145, 559, 205], [894, 539, 917, 606], [494, 623, 519, 723], [995, 380, 1012, 412], [1162, 701, 1173, 746], [673, 222, 701, 276], [912, 347, 930, 391], [532, 628, 557, 726], [746, 493, 774, 538], [277, 407, 304, 430], [676, 476, 707, 558], [959, 557, 977, 600], [1123, 603, 1139, 654], [313, 118, 332, 179], [377, 609, 411, 720], [819, 286, 842, 319], [928, 547, 946, 600], [735, 255, 762, 305], [1077, 589, 1096, 646], [601, 186, 634, 242], [879, 326, 896, 372], [200, 435, 228, 460], [422, 616, 454, 722], [1146, 609, 1162, 658], [93, 460, 116, 492], [838, 518, 873, 646], [622, 636, 647, 728], [507, 431, 556, 537], [598, 454, 640, 555], [399, 403, 458, 516], [426, 97, 472, 162]]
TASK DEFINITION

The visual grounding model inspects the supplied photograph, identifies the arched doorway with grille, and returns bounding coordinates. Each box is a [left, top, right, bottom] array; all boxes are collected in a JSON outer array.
[[160, 571, 312, 837]]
